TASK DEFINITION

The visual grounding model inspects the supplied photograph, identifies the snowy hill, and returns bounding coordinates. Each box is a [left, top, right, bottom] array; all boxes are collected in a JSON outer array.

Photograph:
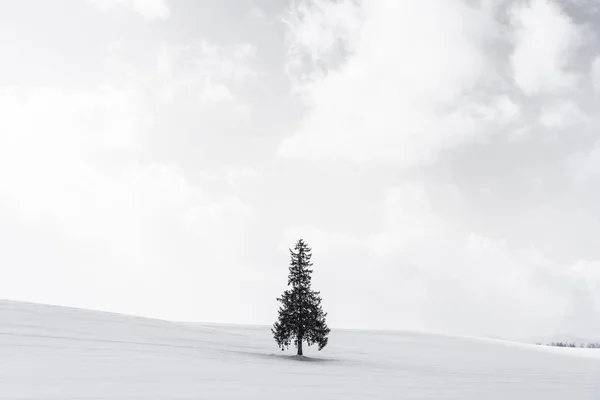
[[0, 300, 599, 399]]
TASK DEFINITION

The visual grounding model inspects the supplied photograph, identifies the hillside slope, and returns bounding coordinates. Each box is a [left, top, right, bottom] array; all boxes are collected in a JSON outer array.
[[0, 300, 598, 399]]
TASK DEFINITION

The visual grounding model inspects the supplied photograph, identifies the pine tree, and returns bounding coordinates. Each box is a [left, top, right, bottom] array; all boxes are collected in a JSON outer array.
[[272, 239, 330, 356]]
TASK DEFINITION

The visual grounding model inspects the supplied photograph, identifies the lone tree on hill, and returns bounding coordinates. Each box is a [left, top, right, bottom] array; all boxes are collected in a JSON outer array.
[[272, 239, 330, 356]]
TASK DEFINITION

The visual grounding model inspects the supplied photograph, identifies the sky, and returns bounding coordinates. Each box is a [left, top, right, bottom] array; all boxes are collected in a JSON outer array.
[[1, 0, 600, 341]]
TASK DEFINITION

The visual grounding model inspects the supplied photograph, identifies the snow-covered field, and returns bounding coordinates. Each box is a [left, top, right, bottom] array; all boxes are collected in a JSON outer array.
[[0, 300, 599, 399]]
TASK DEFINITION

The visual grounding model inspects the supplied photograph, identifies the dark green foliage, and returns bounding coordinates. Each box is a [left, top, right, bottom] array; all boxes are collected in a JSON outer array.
[[272, 239, 330, 355]]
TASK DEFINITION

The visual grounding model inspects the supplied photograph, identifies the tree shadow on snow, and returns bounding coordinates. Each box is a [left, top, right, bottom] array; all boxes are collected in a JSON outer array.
[[223, 349, 339, 364], [279, 354, 338, 363]]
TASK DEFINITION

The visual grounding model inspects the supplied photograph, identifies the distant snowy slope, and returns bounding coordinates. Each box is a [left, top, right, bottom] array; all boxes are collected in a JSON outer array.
[[0, 300, 599, 399], [520, 334, 600, 346]]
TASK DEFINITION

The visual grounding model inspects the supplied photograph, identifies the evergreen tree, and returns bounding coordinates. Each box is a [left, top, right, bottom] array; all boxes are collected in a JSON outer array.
[[272, 239, 330, 356]]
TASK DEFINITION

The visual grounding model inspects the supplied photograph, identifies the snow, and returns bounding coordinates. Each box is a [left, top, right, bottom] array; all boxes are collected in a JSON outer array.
[[0, 300, 599, 399]]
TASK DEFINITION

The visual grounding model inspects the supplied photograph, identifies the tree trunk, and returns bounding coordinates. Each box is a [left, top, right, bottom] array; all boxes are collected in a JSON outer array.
[[297, 335, 303, 356]]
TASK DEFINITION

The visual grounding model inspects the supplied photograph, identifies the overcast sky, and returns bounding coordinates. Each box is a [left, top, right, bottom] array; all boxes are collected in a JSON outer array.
[[2, 0, 600, 340]]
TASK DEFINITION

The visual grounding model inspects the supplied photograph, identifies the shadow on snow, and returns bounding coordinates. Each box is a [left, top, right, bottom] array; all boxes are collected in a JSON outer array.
[[221, 349, 339, 363]]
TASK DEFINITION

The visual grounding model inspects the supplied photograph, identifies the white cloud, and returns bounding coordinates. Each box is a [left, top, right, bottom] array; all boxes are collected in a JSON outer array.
[[233, 43, 257, 60], [284, 0, 364, 87], [568, 140, 600, 184], [362, 182, 599, 338], [566, 0, 600, 14], [197, 166, 262, 189], [247, 6, 267, 22], [510, 0, 583, 95], [508, 125, 534, 142], [280, 226, 363, 256], [0, 84, 249, 244], [278, 0, 515, 166], [496, 96, 521, 121], [90, 0, 170, 21], [137, 42, 256, 106], [559, 259, 600, 333], [369, 183, 440, 257], [0, 86, 141, 219], [538, 101, 589, 129], [198, 78, 235, 104], [131, 0, 169, 20], [591, 55, 600, 93], [195, 41, 256, 83]]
